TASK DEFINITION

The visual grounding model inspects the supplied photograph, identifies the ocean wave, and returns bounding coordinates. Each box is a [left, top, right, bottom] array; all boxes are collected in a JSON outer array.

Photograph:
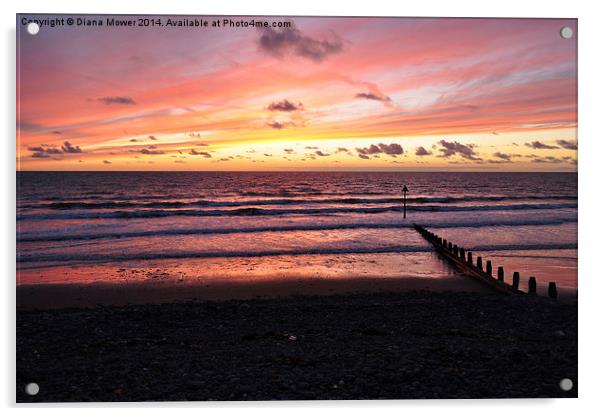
[[16, 242, 578, 266], [17, 246, 433, 265], [469, 243, 577, 251], [16, 202, 578, 221], [19, 194, 577, 210], [17, 217, 578, 243]]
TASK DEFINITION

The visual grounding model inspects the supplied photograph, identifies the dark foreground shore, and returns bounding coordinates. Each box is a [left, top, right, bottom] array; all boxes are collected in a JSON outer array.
[[17, 290, 577, 402]]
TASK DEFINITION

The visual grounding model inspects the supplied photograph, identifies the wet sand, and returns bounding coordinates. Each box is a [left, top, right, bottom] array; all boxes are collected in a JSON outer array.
[[17, 275, 494, 310]]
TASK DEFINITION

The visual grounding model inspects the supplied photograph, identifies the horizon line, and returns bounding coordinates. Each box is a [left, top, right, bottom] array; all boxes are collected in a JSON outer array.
[[16, 170, 577, 174]]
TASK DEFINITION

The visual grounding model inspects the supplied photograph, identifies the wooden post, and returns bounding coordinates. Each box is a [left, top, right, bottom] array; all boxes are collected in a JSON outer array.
[[467, 252, 473, 264], [453, 245, 459, 256], [402, 185, 408, 219], [512, 272, 520, 290], [548, 282, 558, 299], [497, 266, 504, 282], [486, 260, 492, 275], [460, 248, 465, 261], [448, 242, 453, 251], [528, 276, 537, 294], [476, 256, 483, 270], [443, 239, 447, 248]]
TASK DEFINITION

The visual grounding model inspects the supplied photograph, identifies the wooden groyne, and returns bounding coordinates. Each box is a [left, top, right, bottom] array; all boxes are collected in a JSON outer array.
[[414, 224, 559, 299]]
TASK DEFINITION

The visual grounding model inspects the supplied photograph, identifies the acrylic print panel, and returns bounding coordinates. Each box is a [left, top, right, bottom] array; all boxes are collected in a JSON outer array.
[[16, 14, 577, 402]]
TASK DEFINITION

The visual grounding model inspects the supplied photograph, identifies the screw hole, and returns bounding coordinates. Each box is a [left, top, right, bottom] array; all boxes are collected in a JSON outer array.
[[25, 382, 39, 396], [560, 26, 573, 39], [559, 378, 573, 391], [26, 22, 40, 36]]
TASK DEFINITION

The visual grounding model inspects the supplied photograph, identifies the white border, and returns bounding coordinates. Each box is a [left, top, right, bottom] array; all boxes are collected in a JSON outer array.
[[3, 0, 601, 414]]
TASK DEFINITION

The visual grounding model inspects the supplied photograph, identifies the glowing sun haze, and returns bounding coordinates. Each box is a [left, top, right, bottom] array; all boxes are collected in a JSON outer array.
[[17, 16, 577, 171]]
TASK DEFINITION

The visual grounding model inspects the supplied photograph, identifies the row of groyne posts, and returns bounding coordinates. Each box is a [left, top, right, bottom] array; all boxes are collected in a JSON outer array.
[[414, 224, 559, 299]]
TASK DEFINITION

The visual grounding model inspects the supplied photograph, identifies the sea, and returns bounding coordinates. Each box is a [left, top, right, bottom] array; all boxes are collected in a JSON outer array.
[[16, 172, 577, 293]]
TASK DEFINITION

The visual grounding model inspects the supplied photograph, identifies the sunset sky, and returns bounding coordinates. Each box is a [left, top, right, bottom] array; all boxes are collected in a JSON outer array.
[[17, 16, 577, 171]]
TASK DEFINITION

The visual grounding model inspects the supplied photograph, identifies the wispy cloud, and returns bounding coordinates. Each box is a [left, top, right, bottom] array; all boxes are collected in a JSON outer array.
[[355, 92, 391, 104], [96, 96, 136, 105], [531, 156, 576, 165], [556, 139, 578, 150], [189, 149, 212, 158], [531, 156, 564, 164], [525, 141, 559, 150], [492, 152, 512, 160], [267, 121, 295, 129], [140, 148, 164, 155]]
